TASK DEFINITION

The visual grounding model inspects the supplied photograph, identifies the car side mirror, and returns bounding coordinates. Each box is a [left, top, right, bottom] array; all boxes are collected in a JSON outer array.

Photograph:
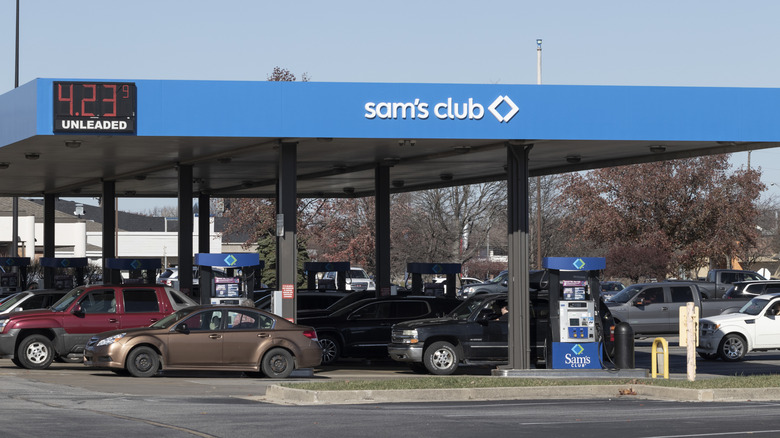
[[633, 299, 644, 306], [501, 280, 508, 287], [175, 323, 190, 334], [72, 304, 84, 316], [12, 306, 23, 313]]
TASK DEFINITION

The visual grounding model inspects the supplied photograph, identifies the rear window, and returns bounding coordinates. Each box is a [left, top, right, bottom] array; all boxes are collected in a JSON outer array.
[[123, 289, 160, 313], [670, 286, 694, 303], [158, 269, 176, 279]]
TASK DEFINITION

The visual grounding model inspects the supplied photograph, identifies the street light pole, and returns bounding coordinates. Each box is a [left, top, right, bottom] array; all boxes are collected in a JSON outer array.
[[535, 39, 542, 268], [536, 39, 542, 85]]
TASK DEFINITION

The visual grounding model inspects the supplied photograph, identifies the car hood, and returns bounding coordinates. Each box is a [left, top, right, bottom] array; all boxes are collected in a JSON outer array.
[[393, 316, 457, 329], [92, 326, 165, 340], [0, 308, 60, 321], [702, 312, 755, 325]]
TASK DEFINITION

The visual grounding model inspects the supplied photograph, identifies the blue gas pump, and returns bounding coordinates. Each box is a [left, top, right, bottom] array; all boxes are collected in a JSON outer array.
[[544, 257, 606, 370], [0, 257, 30, 294], [194, 253, 264, 305], [40, 257, 88, 290], [105, 258, 161, 285]]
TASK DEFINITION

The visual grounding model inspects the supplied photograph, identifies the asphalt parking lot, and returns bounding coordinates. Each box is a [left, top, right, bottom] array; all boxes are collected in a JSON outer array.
[[2, 336, 780, 400]]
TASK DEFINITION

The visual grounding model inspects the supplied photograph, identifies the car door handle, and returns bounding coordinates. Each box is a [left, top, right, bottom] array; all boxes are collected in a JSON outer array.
[[209, 334, 222, 339], [257, 333, 270, 338], [661, 307, 668, 311], [149, 318, 158, 323], [109, 318, 118, 323]]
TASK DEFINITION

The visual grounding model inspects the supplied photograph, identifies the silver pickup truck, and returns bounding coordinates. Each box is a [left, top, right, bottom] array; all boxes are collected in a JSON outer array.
[[605, 282, 750, 336]]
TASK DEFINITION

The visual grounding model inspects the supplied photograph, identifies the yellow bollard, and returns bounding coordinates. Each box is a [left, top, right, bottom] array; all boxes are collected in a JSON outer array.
[[651, 337, 669, 379]]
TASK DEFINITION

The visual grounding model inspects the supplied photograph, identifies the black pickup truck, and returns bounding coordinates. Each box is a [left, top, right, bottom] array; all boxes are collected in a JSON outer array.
[[387, 293, 614, 374]]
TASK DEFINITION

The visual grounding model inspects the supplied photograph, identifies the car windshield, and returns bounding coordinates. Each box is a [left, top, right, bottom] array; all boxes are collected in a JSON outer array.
[[739, 297, 770, 316], [50, 286, 86, 311], [158, 269, 176, 279], [608, 285, 643, 304], [350, 270, 368, 279], [447, 296, 491, 320], [150, 307, 197, 329], [0, 293, 25, 311], [486, 272, 507, 284]]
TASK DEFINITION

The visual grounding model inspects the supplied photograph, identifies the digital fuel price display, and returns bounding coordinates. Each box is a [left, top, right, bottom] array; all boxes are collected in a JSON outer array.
[[53, 81, 136, 133]]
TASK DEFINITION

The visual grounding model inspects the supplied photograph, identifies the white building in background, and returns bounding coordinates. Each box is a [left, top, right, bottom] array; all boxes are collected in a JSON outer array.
[[0, 198, 224, 266]]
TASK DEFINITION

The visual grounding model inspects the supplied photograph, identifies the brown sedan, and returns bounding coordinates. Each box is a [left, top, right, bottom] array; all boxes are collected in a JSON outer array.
[[84, 305, 322, 378]]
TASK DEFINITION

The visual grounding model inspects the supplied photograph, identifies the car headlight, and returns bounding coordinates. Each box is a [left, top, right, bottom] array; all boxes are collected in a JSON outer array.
[[464, 286, 476, 294], [96, 333, 126, 347], [400, 329, 419, 344]]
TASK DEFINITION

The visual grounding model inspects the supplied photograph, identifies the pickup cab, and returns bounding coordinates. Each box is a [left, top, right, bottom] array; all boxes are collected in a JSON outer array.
[[691, 269, 765, 299], [698, 293, 780, 361], [0, 284, 196, 369], [605, 282, 750, 336]]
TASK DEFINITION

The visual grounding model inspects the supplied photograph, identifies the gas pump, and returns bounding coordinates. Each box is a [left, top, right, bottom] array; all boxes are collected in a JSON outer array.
[[40, 257, 88, 290], [304, 261, 350, 291], [406, 263, 461, 299], [194, 253, 263, 306], [0, 257, 30, 294], [105, 258, 161, 285], [544, 257, 606, 370]]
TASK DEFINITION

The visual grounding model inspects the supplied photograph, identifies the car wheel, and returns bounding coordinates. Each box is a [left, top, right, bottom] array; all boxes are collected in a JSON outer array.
[[261, 348, 294, 379], [319, 334, 341, 365], [424, 341, 459, 375], [408, 363, 428, 374], [11, 357, 23, 368], [126, 346, 160, 377], [698, 352, 718, 361], [16, 334, 54, 370], [718, 334, 746, 362]]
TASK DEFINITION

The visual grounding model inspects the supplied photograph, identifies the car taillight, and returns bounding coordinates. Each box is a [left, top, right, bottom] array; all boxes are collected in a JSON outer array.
[[609, 325, 615, 342], [303, 330, 318, 341]]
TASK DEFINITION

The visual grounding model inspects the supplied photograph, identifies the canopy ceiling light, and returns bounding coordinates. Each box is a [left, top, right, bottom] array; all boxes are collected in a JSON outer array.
[[25, 152, 40, 160], [565, 155, 581, 164], [440, 173, 453, 181], [452, 146, 471, 154], [65, 140, 82, 148], [392, 180, 404, 188], [398, 139, 416, 147], [343, 187, 355, 195], [0, 162, 9, 169], [649, 145, 667, 153]]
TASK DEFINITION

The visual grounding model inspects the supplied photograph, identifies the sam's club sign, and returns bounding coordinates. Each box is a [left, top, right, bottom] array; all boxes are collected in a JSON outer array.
[[551, 342, 602, 370]]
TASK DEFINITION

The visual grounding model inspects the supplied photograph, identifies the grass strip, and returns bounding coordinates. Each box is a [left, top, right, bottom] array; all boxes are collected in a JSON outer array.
[[282, 375, 780, 391]]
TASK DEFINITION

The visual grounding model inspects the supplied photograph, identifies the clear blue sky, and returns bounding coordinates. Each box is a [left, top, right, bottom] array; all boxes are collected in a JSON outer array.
[[2, 0, 779, 212]]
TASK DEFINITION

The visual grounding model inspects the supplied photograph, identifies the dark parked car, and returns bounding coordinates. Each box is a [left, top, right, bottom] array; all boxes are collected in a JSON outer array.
[[723, 281, 780, 300], [255, 291, 349, 313], [84, 305, 322, 378], [296, 296, 462, 364]]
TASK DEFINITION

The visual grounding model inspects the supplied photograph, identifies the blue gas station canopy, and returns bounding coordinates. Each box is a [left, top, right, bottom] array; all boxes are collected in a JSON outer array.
[[1, 79, 779, 198]]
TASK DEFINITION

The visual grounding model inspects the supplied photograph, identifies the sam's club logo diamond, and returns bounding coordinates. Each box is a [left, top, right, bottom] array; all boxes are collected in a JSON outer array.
[[224, 255, 238, 266], [570, 344, 584, 355], [572, 258, 586, 270], [488, 95, 519, 123]]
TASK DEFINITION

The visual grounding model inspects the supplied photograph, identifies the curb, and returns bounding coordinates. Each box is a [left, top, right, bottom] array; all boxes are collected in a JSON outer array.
[[247, 384, 780, 405]]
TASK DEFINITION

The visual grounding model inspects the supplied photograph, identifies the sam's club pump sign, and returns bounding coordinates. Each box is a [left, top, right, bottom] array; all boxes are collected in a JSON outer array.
[[551, 342, 601, 370]]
